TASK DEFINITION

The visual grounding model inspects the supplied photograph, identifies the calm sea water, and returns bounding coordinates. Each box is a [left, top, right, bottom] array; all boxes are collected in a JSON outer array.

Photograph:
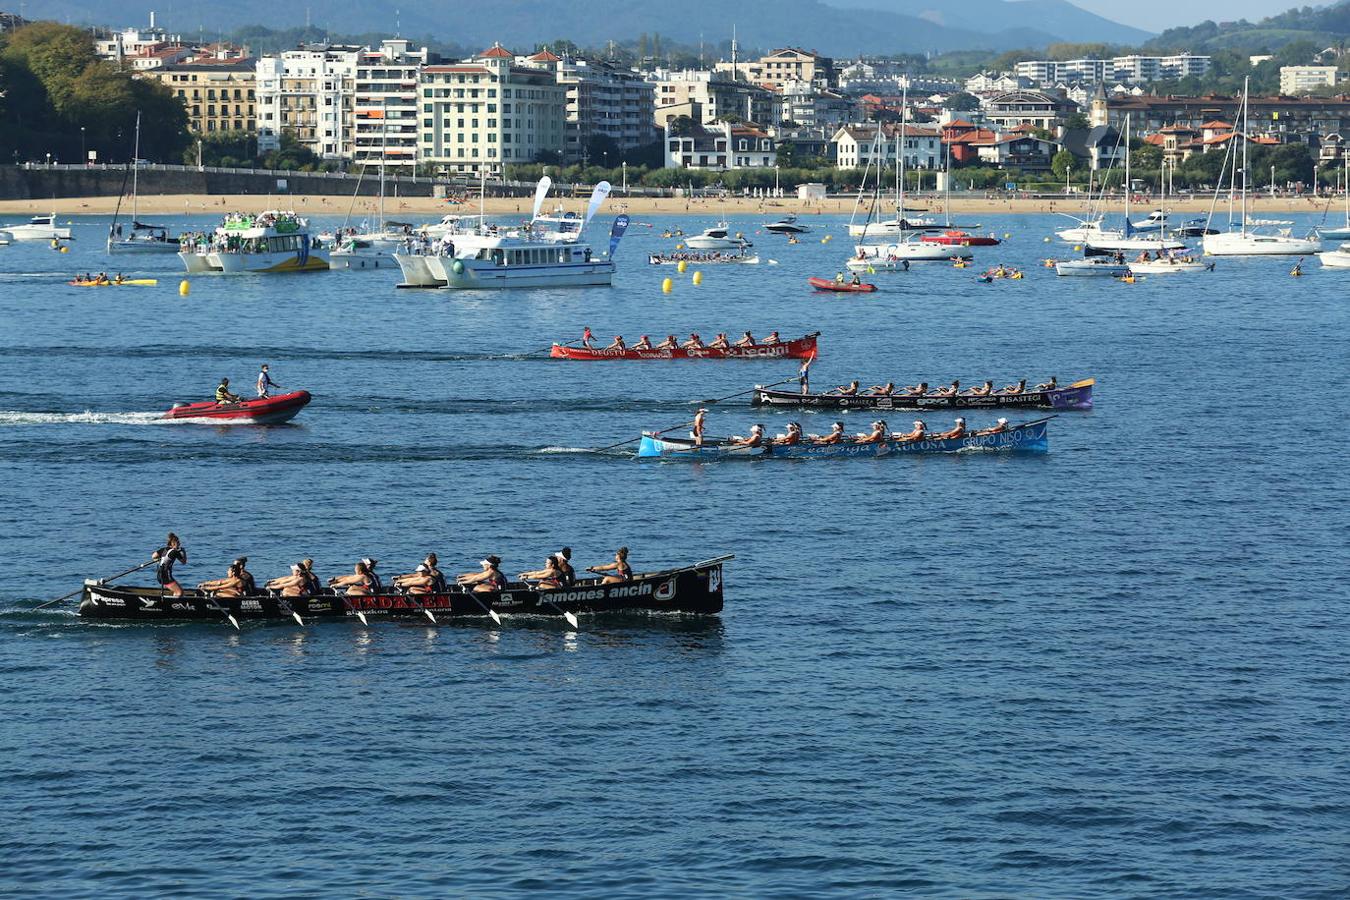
[[2, 208, 1348, 898]]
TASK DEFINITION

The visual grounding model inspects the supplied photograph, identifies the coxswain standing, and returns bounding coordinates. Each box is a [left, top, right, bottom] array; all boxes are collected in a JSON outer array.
[[215, 378, 242, 405], [256, 364, 281, 398], [589, 547, 633, 584], [582, 327, 596, 349], [152, 533, 188, 598], [458, 556, 507, 593], [692, 408, 708, 448]]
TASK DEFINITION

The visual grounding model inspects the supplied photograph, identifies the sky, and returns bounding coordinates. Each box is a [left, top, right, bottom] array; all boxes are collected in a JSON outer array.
[[1072, 0, 1309, 26]]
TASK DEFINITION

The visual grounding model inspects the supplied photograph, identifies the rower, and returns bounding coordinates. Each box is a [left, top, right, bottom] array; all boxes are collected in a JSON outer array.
[[215, 378, 242, 405], [975, 417, 1010, 436], [850, 273, 863, 286], [730, 424, 765, 448], [832, 380, 860, 396], [458, 556, 507, 593], [329, 560, 376, 596], [733, 331, 755, 347], [867, 382, 895, 396], [762, 331, 781, 346], [655, 334, 679, 350], [692, 407, 708, 448], [393, 564, 436, 595], [605, 335, 627, 352], [999, 379, 1026, 395], [855, 420, 888, 444], [265, 564, 307, 597], [709, 333, 731, 350], [932, 380, 959, 397], [152, 532, 187, 598], [1035, 376, 1058, 392], [256, 363, 280, 399], [362, 558, 382, 594], [812, 422, 846, 445], [554, 547, 576, 586], [632, 335, 653, 351], [422, 553, 447, 592], [681, 333, 704, 350], [233, 557, 258, 595], [965, 380, 994, 397], [893, 420, 927, 443], [114, 272, 125, 285], [582, 327, 595, 349], [933, 417, 967, 440], [199, 561, 247, 598], [589, 547, 633, 584], [772, 422, 803, 446], [299, 558, 322, 595], [902, 382, 928, 396], [519, 556, 565, 589]]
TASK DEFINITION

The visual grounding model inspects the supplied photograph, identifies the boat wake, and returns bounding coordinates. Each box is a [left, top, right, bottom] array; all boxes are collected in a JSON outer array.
[[536, 446, 600, 454], [0, 410, 259, 427]]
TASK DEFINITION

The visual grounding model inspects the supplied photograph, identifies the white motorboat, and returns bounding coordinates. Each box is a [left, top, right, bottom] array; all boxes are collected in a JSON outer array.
[[420, 214, 484, 240], [0, 231, 12, 245], [108, 113, 178, 254], [178, 211, 328, 274], [850, 240, 967, 263], [1128, 256, 1215, 274], [764, 214, 810, 235], [1316, 156, 1350, 241], [1055, 257, 1130, 277], [1056, 218, 1122, 243], [3, 213, 71, 241], [685, 222, 751, 250], [1318, 243, 1350, 268]]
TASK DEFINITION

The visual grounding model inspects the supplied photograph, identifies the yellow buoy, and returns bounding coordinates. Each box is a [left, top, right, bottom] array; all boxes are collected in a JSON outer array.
[[1073, 245, 1082, 252], [59, 245, 69, 253], [179, 280, 190, 296], [1004, 233, 1011, 239], [677, 259, 688, 274], [661, 277, 673, 294], [692, 270, 703, 286]]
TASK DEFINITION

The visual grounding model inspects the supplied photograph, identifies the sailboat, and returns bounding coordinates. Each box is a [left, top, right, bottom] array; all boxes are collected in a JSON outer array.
[[1083, 115, 1185, 253], [331, 111, 414, 270], [108, 112, 178, 254], [1203, 80, 1321, 256], [847, 118, 937, 239], [1316, 155, 1350, 241]]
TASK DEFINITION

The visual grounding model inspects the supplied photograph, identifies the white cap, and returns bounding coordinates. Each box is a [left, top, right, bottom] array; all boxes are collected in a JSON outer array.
[[416, 564, 429, 573], [955, 417, 965, 424], [998, 417, 1008, 425]]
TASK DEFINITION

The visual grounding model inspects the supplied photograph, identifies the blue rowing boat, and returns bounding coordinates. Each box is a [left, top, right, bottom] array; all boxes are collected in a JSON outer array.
[[636, 419, 1049, 460]]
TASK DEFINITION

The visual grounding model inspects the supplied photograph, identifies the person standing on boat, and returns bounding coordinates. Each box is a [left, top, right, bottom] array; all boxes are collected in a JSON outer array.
[[589, 547, 633, 584], [692, 408, 708, 448], [256, 364, 281, 399], [582, 327, 595, 349], [215, 378, 241, 405], [152, 533, 187, 598]]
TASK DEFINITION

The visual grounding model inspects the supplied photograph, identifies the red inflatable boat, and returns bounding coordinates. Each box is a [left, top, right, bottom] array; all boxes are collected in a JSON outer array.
[[808, 277, 877, 293], [162, 390, 312, 424], [920, 230, 1001, 247]]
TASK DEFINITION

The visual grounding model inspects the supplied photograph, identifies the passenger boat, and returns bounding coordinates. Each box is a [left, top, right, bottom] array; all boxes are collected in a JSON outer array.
[[552, 332, 819, 361], [920, 230, 1001, 247], [764, 214, 810, 234], [77, 556, 732, 622], [178, 211, 328, 273], [1055, 257, 1130, 277], [808, 277, 876, 292], [751, 378, 1094, 410], [1, 212, 71, 241], [162, 390, 312, 424], [637, 419, 1049, 459]]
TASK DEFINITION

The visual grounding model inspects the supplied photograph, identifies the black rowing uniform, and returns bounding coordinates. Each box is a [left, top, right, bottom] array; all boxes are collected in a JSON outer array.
[[301, 570, 322, 595], [616, 560, 633, 580], [237, 570, 258, 595], [156, 546, 186, 585], [367, 570, 383, 594], [428, 568, 448, 593], [556, 556, 576, 587]]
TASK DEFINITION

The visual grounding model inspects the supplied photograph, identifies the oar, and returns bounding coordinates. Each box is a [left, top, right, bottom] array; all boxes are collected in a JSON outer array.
[[458, 584, 503, 625], [519, 339, 577, 357], [699, 375, 799, 405], [399, 587, 437, 625], [203, 593, 241, 631], [588, 418, 695, 454], [517, 575, 578, 629], [338, 593, 369, 625], [271, 591, 305, 627], [37, 559, 156, 610]]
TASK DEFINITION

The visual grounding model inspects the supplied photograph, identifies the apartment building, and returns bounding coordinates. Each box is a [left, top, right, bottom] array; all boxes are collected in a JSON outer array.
[[255, 44, 360, 160], [1015, 54, 1210, 85], [143, 60, 257, 135], [663, 120, 776, 169], [1280, 66, 1345, 95], [649, 69, 779, 127], [830, 122, 942, 170], [715, 47, 835, 91], [353, 39, 432, 173], [518, 51, 655, 162], [418, 44, 566, 176]]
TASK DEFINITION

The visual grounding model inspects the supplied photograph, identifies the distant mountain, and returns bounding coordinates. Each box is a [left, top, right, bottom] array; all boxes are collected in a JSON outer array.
[[1143, 0, 1350, 52], [36, 0, 1150, 55]]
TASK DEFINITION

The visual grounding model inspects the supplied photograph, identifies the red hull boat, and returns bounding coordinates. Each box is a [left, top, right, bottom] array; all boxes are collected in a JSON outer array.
[[162, 390, 312, 424], [551, 333, 819, 360], [920, 230, 1001, 247], [807, 277, 877, 293]]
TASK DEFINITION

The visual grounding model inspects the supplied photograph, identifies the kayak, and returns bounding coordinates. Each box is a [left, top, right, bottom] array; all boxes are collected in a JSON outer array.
[[69, 279, 159, 286], [162, 390, 312, 424], [808, 277, 877, 293]]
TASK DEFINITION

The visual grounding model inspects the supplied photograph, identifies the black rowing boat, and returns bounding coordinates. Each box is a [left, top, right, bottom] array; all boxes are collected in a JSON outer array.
[[750, 378, 1094, 411], [78, 556, 731, 623]]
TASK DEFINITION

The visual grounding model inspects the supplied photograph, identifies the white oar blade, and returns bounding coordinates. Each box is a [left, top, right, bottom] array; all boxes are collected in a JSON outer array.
[[564, 611, 579, 629], [489, 610, 502, 625], [291, 612, 304, 627], [228, 615, 240, 631], [423, 609, 437, 624], [357, 612, 369, 626]]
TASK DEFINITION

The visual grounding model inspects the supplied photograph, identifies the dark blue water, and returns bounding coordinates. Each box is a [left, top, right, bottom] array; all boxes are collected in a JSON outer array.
[[2, 210, 1348, 897]]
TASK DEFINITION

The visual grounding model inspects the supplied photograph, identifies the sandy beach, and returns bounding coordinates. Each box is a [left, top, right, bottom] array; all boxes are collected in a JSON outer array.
[[0, 193, 1335, 218]]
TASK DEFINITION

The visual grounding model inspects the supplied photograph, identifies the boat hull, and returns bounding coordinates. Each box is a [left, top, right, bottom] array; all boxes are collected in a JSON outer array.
[[752, 379, 1093, 411], [1086, 238, 1187, 252], [394, 253, 442, 287], [1055, 260, 1130, 277], [179, 250, 330, 273], [1202, 233, 1322, 256], [552, 333, 818, 361], [1319, 250, 1350, 269], [162, 390, 312, 424], [637, 420, 1049, 459], [808, 277, 877, 292], [853, 242, 967, 261], [921, 232, 1001, 246], [1127, 261, 1214, 274], [77, 559, 730, 622], [107, 239, 180, 254]]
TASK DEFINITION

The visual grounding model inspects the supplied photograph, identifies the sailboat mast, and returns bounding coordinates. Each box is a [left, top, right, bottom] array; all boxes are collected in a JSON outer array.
[[1123, 113, 1130, 229], [1240, 78, 1249, 236], [379, 97, 387, 231], [898, 85, 906, 231], [131, 111, 141, 225]]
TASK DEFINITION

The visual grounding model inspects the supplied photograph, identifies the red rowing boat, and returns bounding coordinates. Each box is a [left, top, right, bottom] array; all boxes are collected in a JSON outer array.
[[920, 230, 1001, 247], [551, 333, 819, 360], [807, 277, 877, 293], [162, 390, 312, 424]]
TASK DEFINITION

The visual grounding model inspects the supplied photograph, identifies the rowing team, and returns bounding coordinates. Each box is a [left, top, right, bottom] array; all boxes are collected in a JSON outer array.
[[825, 377, 1059, 397], [150, 534, 634, 599], [714, 417, 1008, 448], [582, 330, 782, 352]]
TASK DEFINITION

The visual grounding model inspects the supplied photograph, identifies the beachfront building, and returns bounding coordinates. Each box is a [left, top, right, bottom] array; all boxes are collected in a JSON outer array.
[[353, 39, 432, 174], [981, 90, 1078, 131], [975, 132, 1060, 173], [255, 44, 360, 161], [663, 121, 776, 170], [1280, 66, 1346, 95], [1014, 55, 1211, 86], [649, 69, 779, 128], [715, 48, 836, 91], [780, 81, 855, 128], [831, 122, 942, 170], [418, 44, 566, 176], [1094, 93, 1350, 142], [142, 60, 257, 136], [518, 51, 655, 162]]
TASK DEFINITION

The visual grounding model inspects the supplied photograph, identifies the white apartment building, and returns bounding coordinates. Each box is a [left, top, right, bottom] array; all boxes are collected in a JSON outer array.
[[418, 44, 566, 176], [1280, 66, 1345, 95], [831, 123, 942, 170], [353, 39, 430, 173], [663, 121, 776, 169], [1015, 54, 1210, 85], [648, 69, 779, 128], [518, 51, 655, 162], [255, 45, 360, 160], [95, 16, 182, 62]]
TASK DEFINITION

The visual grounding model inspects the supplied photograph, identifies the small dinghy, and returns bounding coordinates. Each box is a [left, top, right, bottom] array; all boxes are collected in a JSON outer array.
[[162, 390, 312, 424], [808, 277, 877, 293]]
